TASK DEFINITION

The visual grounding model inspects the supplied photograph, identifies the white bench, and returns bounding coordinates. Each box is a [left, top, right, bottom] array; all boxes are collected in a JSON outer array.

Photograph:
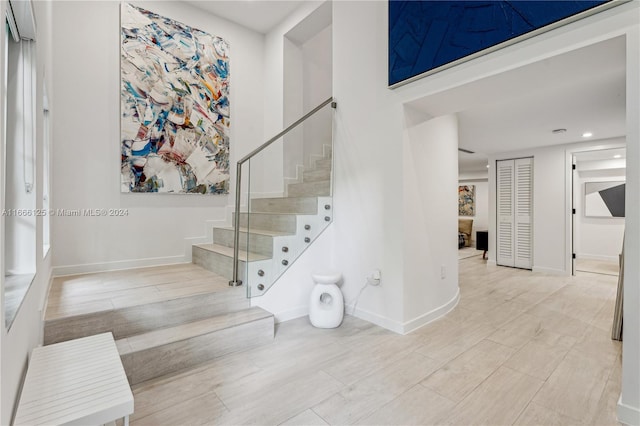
[[14, 333, 134, 426]]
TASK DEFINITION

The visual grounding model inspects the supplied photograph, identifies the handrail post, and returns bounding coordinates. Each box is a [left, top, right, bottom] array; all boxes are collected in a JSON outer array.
[[229, 161, 243, 287]]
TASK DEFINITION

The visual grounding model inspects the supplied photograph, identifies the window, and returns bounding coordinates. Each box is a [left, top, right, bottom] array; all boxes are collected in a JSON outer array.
[[3, 0, 37, 329]]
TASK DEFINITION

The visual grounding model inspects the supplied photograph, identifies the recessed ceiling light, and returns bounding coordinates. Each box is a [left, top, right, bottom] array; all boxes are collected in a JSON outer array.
[[552, 128, 567, 134], [614, 154, 622, 159], [486, 164, 490, 168], [582, 132, 593, 138]]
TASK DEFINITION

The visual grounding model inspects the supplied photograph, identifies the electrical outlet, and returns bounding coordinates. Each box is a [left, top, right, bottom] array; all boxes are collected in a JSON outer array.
[[441, 265, 446, 279], [368, 269, 381, 286]]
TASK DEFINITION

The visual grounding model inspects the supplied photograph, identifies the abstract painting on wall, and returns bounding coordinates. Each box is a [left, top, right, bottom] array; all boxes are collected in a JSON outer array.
[[458, 185, 475, 216], [585, 181, 625, 218], [121, 4, 230, 194]]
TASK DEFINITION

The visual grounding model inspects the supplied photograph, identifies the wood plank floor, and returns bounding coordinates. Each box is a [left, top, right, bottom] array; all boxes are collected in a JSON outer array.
[[124, 257, 621, 425], [575, 258, 620, 277]]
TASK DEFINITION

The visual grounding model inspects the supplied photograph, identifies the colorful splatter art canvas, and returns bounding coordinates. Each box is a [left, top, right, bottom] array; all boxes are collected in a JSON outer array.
[[458, 185, 475, 216], [121, 4, 230, 194]]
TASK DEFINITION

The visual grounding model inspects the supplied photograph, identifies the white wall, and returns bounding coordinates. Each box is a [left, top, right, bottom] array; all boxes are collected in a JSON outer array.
[[403, 115, 459, 329], [620, 22, 640, 424], [301, 25, 332, 169], [1, 1, 54, 423], [487, 139, 626, 274], [458, 179, 489, 244], [488, 146, 567, 274], [282, 17, 332, 182], [575, 165, 625, 261], [255, 1, 406, 331], [50, 1, 265, 273]]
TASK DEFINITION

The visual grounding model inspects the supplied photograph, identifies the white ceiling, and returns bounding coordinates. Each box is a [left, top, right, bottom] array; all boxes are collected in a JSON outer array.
[[182, 1, 304, 34], [575, 147, 626, 162], [408, 36, 626, 173], [458, 151, 489, 175]]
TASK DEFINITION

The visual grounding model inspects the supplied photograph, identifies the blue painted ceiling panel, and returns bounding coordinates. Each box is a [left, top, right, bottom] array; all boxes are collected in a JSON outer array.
[[389, 0, 610, 86]]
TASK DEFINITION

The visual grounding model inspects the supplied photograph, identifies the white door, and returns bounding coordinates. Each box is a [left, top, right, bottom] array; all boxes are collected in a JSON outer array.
[[497, 160, 515, 267], [514, 158, 533, 269], [497, 158, 533, 269]]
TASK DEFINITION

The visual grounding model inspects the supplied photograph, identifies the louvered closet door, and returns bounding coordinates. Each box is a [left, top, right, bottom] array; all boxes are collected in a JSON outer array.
[[514, 158, 533, 269], [497, 158, 533, 269], [497, 160, 515, 267]]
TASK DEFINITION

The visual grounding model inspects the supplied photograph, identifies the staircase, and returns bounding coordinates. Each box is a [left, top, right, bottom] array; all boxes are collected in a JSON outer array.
[[192, 144, 333, 297], [43, 265, 274, 385]]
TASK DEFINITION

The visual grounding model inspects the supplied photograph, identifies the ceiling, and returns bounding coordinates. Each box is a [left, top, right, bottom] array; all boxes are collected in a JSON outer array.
[[182, 1, 304, 34], [408, 36, 626, 174], [575, 147, 626, 162], [458, 151, 489, 175]]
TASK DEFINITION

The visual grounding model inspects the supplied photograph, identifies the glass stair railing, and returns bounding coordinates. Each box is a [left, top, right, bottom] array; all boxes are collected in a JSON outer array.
[[228, 97, 336, 297]]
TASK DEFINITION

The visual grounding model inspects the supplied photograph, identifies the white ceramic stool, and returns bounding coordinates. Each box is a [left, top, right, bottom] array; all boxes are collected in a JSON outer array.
[[309, 271, 344, 328]]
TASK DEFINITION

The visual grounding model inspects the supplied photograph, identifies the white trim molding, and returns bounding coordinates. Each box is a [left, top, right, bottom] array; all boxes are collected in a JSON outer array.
[[402, 289, 460, 334], [618, 396, 640, 426], [52, 256, 189, 277], [347, 288, 461, 335]]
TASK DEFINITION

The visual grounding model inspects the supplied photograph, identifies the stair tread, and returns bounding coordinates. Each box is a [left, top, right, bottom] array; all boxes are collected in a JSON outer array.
[[252, 196, 318, 203], [237, 212, 298, 216], [217, 227, 294, 237], [193, 243, 270, 261], [45, 277, 238, 322], [289, 179, 330, 185], [116, 307, 272, 355]]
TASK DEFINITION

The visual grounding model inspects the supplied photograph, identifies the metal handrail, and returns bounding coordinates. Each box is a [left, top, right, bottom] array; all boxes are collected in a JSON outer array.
[[229, 97, 335, 286]]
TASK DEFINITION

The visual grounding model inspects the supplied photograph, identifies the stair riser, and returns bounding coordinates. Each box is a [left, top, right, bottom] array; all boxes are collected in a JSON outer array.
[[288, 181, 330, 197], [250, 197, 318, 214], [315, 158, 332, 169], [233, 213, 296, 233], [193, 245, 247, 280], [120, 316, 274, 385], [213, 228, 273, 257], [303, 169, 331, 183], [43, 290, 249, 345]]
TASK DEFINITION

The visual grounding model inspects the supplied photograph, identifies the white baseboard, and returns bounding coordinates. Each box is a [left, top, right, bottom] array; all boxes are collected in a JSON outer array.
[[40, 267, 54, 316], [346, 303, 404, 334], [284, 164, 304, 186], [346, 290, 460, 335], [53, 255, 189, 276], [402, 289, 460, 334], [532, 266, 569, 276], [618, 396, 640, 425]]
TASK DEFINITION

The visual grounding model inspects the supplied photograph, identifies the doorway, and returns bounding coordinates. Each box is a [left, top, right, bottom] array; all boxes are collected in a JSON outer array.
[[571, 147, 626, 276]]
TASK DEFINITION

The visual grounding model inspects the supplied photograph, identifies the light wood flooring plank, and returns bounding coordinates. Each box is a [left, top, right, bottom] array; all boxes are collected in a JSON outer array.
[[131, 390, 228, 426], [531, 350, 612, 423], [355, 384, 456, 426], [280, 409, 329, 426], [440, 366, 544, 426], [421, 339, 515, 402], [312, 351, 441, 425], [514, 402, 583, 426]]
